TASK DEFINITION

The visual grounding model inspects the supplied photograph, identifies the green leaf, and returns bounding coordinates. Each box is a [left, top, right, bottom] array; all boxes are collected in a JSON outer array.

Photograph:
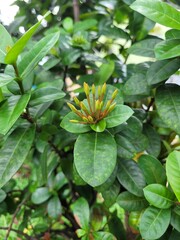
[[74, 132, 117, 187], [155, 39, 180, 60], [71, 197, 90, 230], [123, 73, 150, 95], [0, 24, 14, 63], [60, 112, 91, 134], [54, 172, 68, 191], [31, 187, 51, 204], [40, 146, 48, 184], [90, 119, 106, 132], [94, 60, 115, 85], [171, 209, 180, 232], [127, 38, 161, 57], [140, 206, 171, 240], [166, 151, 180, 201], [62, 17, 73, 32], [146, 58, 180, 85], [155, 84, 180, 134], [144, 184, 175, 209], [117, 159, 146, 197], [117, 191, 148, 211], [0, 94, 31, 135], [166, 29, 180, 40], [74, 19, 97, 32], [92, 232, 116, 240], [0, 126, 35, 188], [169, 230, 180, 240], [105, 105, 133, 128], [121, 116, 143, 139], [138, 155, 166, 185], [130, 0, 180, 30], [5, 11, 50, 64], [108, 215, 126, 240], [0, 189, 6, 203], [18, 32, 60, 79], [47, 196, 62, 219], [0, 74, 15, 87]]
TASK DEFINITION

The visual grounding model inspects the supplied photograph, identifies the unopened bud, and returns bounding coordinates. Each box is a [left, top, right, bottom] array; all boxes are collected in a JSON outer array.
[[105, 100, 111, 110], [112, 89, 118, 99], [67, 102, 78, 113], [82, 116, 88, 122], [80, 102, 89, 112], [69, 119, 80, 123], [84, 82, 90, 96], [100, 101, 104, 110], [88, 115, 94, 123], [95, 100, 101, 110], [101, 83, 106, 95], [108, 102, 116, 113], [74, 97, 80, 106]]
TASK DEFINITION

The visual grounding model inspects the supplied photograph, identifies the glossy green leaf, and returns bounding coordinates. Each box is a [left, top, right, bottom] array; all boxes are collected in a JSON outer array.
[[171, 209, 180, 232], [54, 172, 68, 191], [117, 159, 146, 196], [31, 187, 51, 204], [166, 151, 180, 201], [103, 85, 123, 105], [108, 215, 126, 240], [60, 112, 91, 134], [121, 116, 142, 139], [155, 39, 180, 60], [144, 184, 175, 209], [0, 126, 35, 188], [127, 38, 161, 57], [18, 32, 60, 79], [62, 17, 73, 32], [140, 206, 171, 240], [0, 94, 31, 135], [5, 11, 50, 64], [117, 191, 148, 211], [155, 84, 180, 134], [0, 189, 6, 203], [166, 29, 180, 40], [0, 74, 14, 87], [71, 197, 90, 230], [90, 119, 106, 132], [147, 58, 180, 85], [138, 155, 166, 185], [94, 61, 115, 85], [0, 24, 14, 63], [92, 232, 116, 240], [105, 105, 133, 128], [47, 196, 62, 219], [130, 0, 180, 30], [74, 132, 117, 187]]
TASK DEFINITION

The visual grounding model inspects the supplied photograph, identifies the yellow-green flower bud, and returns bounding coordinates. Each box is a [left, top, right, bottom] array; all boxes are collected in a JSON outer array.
[[101, 83, 106, 95], [112, 89, 118, 100], [88, 116, 94, 123], [108, 102, 116, 113], [105, 100, 111, 110], [67, 102, 78, 113], [82, 116, 88, 122], [84, 82, 90, 96], [69, 119, 80, 123], [95, 100, 101, 110], [74, 97, 80, 106]]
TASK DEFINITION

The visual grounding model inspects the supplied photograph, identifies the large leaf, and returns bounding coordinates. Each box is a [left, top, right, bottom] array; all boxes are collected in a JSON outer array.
[[127, 38, 161, 57], [130, 0, 180, 30], [117, 159, 146, 196], [0, 126, 35, 188], [140, 206, 171, 240], [138, 155, 166, 185], [74, 132, 117, 187], [0, 24, 14, 63], [0, 94, 31, 135], [117, 191, 148, 211], [5, 11, 50, 64], [47, 196, 62, 219], [155, 84, 180, 134], [31, 187, 51, 204], [18, 32, 60, 79], [155, 39, 180, 60], [60, 112, 91, 134], [146, 58, 180, 85], [166, 29, 180, 40], [105, 105, 133, 128], [0, 74, 15, 87], [144, 184, 175, 209], [71, 197, 90, 230], [171, 209, 180, 232], [166, 151, 180, 201]]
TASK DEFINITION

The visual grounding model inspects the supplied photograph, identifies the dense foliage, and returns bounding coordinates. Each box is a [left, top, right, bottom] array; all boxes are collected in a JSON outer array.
[[0, 0, 180, 239]]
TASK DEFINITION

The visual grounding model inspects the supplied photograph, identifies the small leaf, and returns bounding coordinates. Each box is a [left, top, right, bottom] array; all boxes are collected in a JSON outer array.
[[74, 19, 97, 32], [117, 191, 148, 211], [155, 39, 180, 60], [0, 189, 6, 203], [166, 151, 180, 201], [0, 126, 35, 188], [130, 0, 180, 30], [155, 84, 180, 134], [31, 187, 51, 204], [74, 132, 117, 187], [166, 29, 180, 40], [94, 61, 115, 85], [144, 184, 175, 209], [47, 196, 62, 219], [71, 197, 90, 230], [140, 206, 171, 240], [105, 105, 133, 128], [102, 180, 120, 208], [0, 74, 14, 87], [90, 119, 106, 132], [117, 159, 146, 197]]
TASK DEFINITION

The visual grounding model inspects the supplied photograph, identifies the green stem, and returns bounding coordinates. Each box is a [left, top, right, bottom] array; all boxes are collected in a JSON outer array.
[[13, 63, 24, 94]]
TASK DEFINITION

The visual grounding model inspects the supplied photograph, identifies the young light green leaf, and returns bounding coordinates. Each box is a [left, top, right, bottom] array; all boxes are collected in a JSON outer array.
[[90, 119, 106, 132], [18, 31, 60, 79], [155, 84, 180, 134], [140, 206, 171, 240], [47, 196, 62, 219], [31, 187, 51, 204], [0, 24, 14, 63], [5, 11, 50, 64], [74, 132, 117, 187], [0, 74, 15, 87], [0, 94, 31, 135], [105, 105, 133, 128], [144, 184, 175, 209], [130, 0, 180, 30], [117, 159, 146, 197], [155, 39, 180, 60], [166, 151, 180, 201], [0, 126, 35, 188]]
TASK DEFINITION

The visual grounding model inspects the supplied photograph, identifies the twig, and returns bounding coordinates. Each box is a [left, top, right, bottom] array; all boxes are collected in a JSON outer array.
[[73, 0, 80, 22], [0, 227, 31, 240], [146, 98, 155, 112]]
